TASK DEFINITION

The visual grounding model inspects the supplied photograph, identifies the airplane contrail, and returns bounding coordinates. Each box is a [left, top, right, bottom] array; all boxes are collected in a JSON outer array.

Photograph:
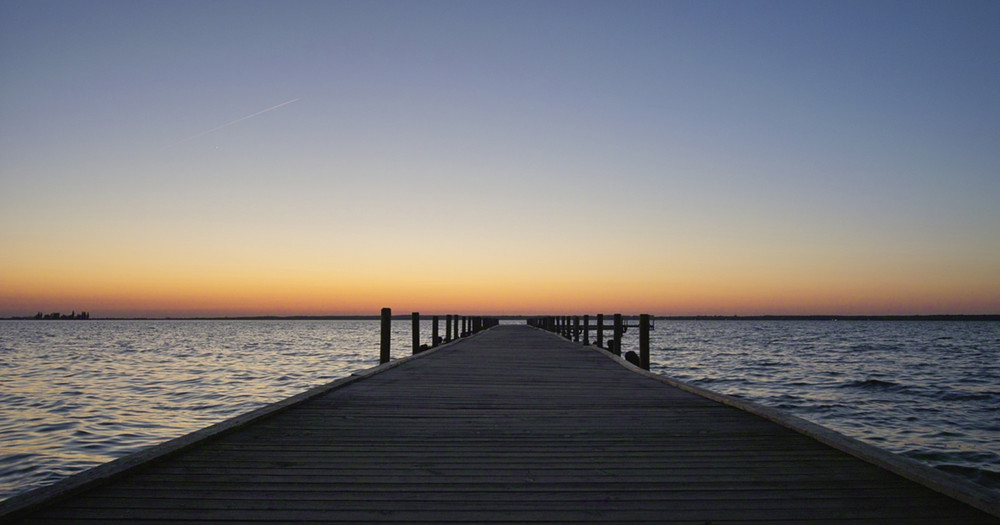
[[170, 97, 301, 147]]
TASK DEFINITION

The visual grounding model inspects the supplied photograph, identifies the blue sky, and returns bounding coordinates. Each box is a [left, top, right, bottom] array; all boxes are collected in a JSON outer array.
[[2, 0, 998, 316]]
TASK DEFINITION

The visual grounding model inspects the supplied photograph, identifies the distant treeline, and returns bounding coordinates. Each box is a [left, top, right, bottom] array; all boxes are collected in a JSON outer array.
[[30, 311, 91, 320]]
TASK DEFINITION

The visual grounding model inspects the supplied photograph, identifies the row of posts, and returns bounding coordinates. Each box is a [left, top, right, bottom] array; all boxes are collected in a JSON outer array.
[[380, 308, 499, 364], [527, 314, 653, 370]]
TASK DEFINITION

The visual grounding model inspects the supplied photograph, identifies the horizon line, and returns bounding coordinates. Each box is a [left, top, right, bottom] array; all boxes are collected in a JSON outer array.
[[6, 314, 1000, 321]]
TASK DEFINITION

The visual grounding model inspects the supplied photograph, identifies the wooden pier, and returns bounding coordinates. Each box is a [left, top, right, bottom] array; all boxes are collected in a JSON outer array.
[[3, 324, 999, 523]]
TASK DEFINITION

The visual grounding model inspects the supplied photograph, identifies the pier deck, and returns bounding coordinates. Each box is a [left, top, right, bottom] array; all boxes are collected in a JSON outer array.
[[5, 324, 999, 523]]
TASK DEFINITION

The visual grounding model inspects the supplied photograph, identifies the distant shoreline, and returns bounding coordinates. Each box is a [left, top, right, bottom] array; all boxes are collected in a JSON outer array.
[[4, 314, 1000, 322]]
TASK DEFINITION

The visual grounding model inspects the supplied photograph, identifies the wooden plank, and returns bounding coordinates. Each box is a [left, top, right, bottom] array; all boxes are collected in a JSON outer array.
[[4, 324, 998, 524]]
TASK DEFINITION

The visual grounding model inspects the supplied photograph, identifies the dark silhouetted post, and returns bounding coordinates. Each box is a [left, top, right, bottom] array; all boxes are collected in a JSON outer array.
[[573, 316, 580, 342], [597, 314, 605, 348], [445, 314, 452, 341], [380, 308, 391, 364], [583, 315, 590, 345], [432, 315, 439, 347], [411, 312, 420, 355], [613, 313, 623, 356], [639, 314, 651, 370]]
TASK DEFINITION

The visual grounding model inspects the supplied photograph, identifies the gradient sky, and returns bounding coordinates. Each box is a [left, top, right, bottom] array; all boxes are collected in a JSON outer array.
[[2, 0, 999, 317]]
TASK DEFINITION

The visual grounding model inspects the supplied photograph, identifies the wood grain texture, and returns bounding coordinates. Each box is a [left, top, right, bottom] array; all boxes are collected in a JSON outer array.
[[5, 325, 998, 524]]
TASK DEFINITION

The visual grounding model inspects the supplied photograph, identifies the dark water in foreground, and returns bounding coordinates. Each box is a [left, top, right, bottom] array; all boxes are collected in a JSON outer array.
[[1, 319, 998, 501]]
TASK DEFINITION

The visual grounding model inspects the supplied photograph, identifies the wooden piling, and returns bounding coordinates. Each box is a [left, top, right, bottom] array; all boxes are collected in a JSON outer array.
[[597, 314, 605, 348], [639, 313, 650, 370], [411, 312, 420, 355], [583, 315, 590, 345], [379, 307, 391, 364], [445, 314, 452, 342], [573, 316, 580, 342], [432, 315, 439, 347]]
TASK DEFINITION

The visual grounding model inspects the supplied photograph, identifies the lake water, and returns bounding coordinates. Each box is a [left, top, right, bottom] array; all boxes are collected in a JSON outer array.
[[1, 319, 998, 502]]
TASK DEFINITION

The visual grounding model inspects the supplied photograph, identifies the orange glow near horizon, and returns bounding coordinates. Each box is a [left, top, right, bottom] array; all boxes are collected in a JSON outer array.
[[3, 254, 997, 317]]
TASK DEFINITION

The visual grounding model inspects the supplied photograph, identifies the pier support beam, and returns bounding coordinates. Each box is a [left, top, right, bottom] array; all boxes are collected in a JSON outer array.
[[380, 308, 391, 364], [412, 312, 420, 355], [640, 313, 650, 370]]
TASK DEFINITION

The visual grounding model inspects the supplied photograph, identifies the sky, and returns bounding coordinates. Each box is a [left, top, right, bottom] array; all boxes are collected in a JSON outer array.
[[2, 0, 999, 317]]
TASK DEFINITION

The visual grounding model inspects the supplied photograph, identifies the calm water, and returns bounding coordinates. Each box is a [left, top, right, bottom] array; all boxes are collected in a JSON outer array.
[[1, 319, 998, 501]]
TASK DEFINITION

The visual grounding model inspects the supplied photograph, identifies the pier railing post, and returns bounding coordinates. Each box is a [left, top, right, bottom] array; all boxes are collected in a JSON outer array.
[[583, 315, 590, 345], [445, 314, 452, 342], [380, 308, 391, 364], [432, 315, 440, 347], [573, 316, 580, 342], [640, 314, 650, 370], [613, 313, 623, 356], [597, 314, 605, 349], [412, 312, 420, 354]]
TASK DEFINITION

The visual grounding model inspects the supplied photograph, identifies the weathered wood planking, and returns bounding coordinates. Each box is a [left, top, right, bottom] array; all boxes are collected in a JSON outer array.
[[4, 324, 999, 524]]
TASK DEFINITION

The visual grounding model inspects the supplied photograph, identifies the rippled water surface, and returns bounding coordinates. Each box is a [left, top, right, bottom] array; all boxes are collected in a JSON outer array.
[[0, 319, 429, 500], [638, 320, 1000, 492], [2, 319, 998, 501]]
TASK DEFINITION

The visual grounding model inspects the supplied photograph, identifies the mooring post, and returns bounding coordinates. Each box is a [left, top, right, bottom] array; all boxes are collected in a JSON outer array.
[[380, 307, 391, 364], [639, 313, 651, 370], [613, 313, 623, 356], [411, 312, 420, 354], [596, 314, 605, 348], [583, 315, 590, 345], [432, 315, 439, 347]]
